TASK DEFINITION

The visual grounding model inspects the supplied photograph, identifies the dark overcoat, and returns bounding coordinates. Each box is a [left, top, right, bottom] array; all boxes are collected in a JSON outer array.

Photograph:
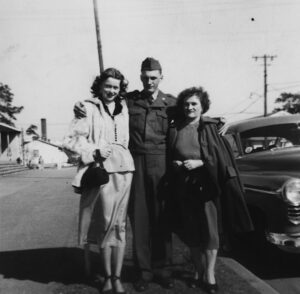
[[167, 116, 254, 235]]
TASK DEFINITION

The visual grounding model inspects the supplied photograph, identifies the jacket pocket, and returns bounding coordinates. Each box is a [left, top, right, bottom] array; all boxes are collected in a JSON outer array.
[[129, 109, 144, 131], [155, 111, 168, 134]]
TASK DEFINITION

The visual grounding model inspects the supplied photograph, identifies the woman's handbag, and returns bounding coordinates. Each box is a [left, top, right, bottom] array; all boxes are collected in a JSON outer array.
[[185, 169, 214, 202], [81, 158, 109, 189]]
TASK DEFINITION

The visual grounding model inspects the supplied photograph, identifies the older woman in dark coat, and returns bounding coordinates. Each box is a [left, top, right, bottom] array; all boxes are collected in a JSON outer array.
[[167, 86, 253, 293]]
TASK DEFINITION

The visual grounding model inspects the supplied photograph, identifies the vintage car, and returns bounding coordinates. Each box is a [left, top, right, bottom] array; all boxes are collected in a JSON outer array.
[[223, 114, 300, 253]]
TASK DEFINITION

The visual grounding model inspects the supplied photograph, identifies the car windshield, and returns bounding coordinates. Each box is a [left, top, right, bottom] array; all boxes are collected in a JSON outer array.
[[240, 123, 300, 154]]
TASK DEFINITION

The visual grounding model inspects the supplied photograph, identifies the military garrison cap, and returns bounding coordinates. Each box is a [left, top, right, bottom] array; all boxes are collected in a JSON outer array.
[[141, 57, 162, 71]]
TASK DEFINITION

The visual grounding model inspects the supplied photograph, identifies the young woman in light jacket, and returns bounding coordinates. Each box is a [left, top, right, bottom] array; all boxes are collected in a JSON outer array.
[[64, 68, 134, 294]]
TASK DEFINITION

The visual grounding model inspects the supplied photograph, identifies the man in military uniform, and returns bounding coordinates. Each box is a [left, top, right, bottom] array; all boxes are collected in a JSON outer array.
[[73, 58, 176, 291], [127, 57, 176, 292]]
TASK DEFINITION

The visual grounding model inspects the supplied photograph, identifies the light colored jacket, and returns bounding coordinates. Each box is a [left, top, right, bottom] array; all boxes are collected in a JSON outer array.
[[63, 97, 135, 188]]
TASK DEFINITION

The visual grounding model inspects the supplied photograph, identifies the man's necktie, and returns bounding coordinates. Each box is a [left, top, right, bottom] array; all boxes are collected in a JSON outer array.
[[148, 96, 154, 105]]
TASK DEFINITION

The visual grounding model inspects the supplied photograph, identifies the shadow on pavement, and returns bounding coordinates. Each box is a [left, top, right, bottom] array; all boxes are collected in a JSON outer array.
[[0, 247, 194, 292], [0, 248, 133, 284], [0, 248, 90, 283], [0, 246, 265, 294]]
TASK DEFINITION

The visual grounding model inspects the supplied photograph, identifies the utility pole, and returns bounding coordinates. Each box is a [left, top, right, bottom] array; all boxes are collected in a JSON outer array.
[[253, 55, 277, 116], [21, 128, 25, 166], [93, 0, 104, 74]]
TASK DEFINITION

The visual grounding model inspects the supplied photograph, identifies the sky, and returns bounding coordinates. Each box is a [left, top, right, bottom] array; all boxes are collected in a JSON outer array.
[[1, 0, 300, 141]]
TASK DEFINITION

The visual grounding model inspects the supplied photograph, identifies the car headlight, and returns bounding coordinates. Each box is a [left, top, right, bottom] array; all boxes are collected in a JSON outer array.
[[282, 178, 300, 206]]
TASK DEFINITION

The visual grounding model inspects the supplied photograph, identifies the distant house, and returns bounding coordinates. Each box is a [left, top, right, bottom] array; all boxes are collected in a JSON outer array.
[[24, 139, 68, 168], [0, 122, 22, 162]]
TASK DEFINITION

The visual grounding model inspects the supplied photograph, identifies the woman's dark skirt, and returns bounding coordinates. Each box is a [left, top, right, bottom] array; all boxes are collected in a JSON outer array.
[[172, 168, 219, 250]]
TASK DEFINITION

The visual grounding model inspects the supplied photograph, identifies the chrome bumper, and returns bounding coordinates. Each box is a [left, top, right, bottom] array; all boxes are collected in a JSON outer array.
[[267, 232, 300, 252]]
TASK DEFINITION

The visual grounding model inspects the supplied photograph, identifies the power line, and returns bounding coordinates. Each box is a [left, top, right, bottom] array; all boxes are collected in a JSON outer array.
[[270, 80, 300, 85], [269, 84, 300, 92], [238, 95, 262, 114], [220, 92, 263, 116], [222, 91, 261, 115]]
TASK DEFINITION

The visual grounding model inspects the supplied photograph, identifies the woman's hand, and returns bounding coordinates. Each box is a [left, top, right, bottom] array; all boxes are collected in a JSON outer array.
[[100, 145, 112, 159], [183, 159, 204, 170], [94, 145, 112, 159], [172, 160, 183, 170]]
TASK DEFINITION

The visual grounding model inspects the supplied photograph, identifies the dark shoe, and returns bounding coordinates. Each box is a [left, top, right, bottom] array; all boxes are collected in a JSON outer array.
[[204, 281, 219, 294], [112, 276, 127, 294], [102, 289, 114, 294], [133, 278, 149, 292], [187, 277, 199, 289], [101, 276, 113, 294], [157, 276, 175, 289]]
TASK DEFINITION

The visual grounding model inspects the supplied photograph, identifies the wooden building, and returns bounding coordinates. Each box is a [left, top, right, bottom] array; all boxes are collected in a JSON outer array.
[[0, 122, 22, 162]]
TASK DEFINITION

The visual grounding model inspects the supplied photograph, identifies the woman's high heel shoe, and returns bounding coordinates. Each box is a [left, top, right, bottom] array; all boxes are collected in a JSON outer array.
[[112, 275, 127, 294], [101, 276, 113, 294], [187, 277, 199, 289], [203, 281, 219, 294], [187, 270, 204, 289], [202, 272, 219, 294]]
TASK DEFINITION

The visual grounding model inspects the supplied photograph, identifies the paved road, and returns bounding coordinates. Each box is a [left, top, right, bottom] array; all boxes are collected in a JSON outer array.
[[0, 167, 79, 251], [226, 234, 300, 294], [0, 168, 278, 294]]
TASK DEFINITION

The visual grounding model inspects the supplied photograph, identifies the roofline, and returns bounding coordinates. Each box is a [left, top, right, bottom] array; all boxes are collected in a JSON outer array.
[[0, 122, 21, 133], [224, 114, 300, 133]]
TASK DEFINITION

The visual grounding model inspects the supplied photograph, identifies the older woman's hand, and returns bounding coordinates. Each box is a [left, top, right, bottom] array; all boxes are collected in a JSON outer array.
[[183, 159, 204, 170], [172, 160, 183, 170]]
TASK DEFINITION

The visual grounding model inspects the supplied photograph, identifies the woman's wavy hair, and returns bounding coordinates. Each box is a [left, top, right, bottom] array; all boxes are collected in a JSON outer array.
[[90, 68, 128, 98], [176, 86, 211, 119]]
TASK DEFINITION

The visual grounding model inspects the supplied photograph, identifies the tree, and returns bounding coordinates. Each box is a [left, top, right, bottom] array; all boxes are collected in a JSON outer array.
[[26, 124, 39, 139], [273, 92, 300, 114], [0, 83, 24, 126]]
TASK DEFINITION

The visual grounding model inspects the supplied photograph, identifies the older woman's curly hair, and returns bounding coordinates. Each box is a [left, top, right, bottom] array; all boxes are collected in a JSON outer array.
[[90, 68, 128, 98], [176, 86, 211, 119]]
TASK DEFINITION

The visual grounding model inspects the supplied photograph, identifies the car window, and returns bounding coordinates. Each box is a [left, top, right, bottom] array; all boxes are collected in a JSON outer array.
[[240, 123, 300, 154], [224, 134, 240, 157]]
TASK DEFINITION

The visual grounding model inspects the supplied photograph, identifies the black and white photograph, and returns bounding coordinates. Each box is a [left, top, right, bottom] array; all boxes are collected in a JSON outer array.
[[1, 1, 300, 293]]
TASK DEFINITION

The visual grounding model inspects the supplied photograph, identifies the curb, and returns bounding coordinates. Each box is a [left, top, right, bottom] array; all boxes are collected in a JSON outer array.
[[220, 257, 280, 294]]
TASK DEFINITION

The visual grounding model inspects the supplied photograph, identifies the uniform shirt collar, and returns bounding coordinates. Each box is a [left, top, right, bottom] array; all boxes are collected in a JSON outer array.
[[141, 89, 159, 101], [152, 89, 159, 101]]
